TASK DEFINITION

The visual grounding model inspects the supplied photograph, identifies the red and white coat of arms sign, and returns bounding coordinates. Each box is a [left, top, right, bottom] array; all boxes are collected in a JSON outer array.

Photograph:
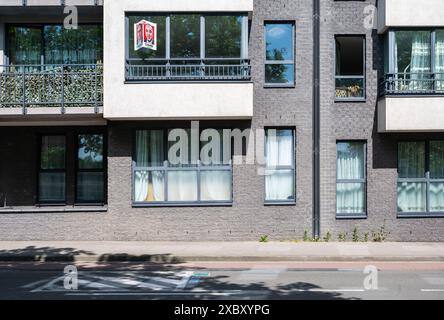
[[134, 20, 157, 51]]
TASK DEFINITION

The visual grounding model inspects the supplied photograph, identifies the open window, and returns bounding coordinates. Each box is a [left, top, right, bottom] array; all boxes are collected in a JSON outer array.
[[335, 36, 365, 100]]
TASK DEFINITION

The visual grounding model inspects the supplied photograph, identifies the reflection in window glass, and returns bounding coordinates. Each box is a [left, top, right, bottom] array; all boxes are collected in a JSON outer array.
[[41, 136, 66, 170], [398, 142, 425, 179], [78, 134, 103, 169], [7, 26, 42, 65], [265, 24, 293, 61], [436, 30, 444, 91], [44, 25, 102, 64], [170, 15, 200, 58], [265, 23, 294, 85], [205, 16, 242, 58]]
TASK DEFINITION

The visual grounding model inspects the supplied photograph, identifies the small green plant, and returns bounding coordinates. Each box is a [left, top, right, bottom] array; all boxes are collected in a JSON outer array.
[[372, 225, 388, 242], [303, 230, 310, 242], [352, 227, 360, 242], [323, 231, 332, 242], [259, 235, 269, 243], [338, 232, 347, 242], [363, 232, 369, 242]]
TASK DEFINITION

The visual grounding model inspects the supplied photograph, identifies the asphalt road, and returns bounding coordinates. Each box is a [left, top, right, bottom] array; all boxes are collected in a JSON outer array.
[[0, 262, 443, 300]]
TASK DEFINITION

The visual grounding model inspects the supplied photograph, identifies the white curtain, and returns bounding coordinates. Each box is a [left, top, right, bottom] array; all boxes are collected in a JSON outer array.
[[430, 183, 444, 212], [201, 171, 231, 201], [436, 31, 444, 91], [168, 171, 197, 201], [398, 182, 426, 213], [134, 130, 165, 202], [265, 130, 294, 201], [410, 32, 431, 91], [265, 170, 294, 201], [336, 143, 365, 214]]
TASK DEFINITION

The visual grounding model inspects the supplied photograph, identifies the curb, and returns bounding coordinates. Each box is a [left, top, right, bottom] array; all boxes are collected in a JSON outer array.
[[0, 255, 443, 263]]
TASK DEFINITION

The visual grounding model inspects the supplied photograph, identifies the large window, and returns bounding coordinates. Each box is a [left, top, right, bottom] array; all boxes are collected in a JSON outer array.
[[133, 129, 232, 205], [264, 22, 295, 86], [7, 25, 103, 66], [76, 134, 105, 204], [39, 136, 66, 204], [335, 36, 365, 100], [384, 30, 444, 93], [336, 141, 366, 217], [398, 141, 444, 216], [264, 129, 295, 203]]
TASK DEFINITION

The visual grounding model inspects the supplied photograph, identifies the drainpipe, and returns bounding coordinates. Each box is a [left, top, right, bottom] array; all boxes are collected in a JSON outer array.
[[312, 0, 321, 239]]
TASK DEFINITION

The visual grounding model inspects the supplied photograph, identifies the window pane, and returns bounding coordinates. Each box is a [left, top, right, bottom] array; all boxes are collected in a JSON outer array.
[[336, 183, 365, 214], [436, 30, 444, 91], [266, 129, 294, 167], [134, 170, 165, 202], [265, 169, 294, 201], [39, 172, 65, 202], [395, 31, 432, 91], [78, 134, 103, 169], [205, 16, 242, 58], [168, 129, 193, 166], [41, 136, 65, 170], [128, 15, 166, 59], [200, 129, 226, 165], [77, 172, 104, 202], [44, 25, 102, 64], [398, 142, 425, 178], [7, 26, 42, 65], [430, 141, 444, 179], [397, 182, 426, 213], [170, 15, 200, 58], [430, 182, 444, 212], [200, 171, 231, 201], [265, 23, 293, 61], [167, 171, 198, 201], [335, 77, 364, 98], [337, 142, 365, 180], [136, 130, 165, 167], [265, 64, 294, 84], [335, 36, 364, 76]]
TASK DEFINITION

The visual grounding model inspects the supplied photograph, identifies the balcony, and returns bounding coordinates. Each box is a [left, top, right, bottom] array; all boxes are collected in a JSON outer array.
[[0, 64, 103, 116], [378, 72, 444, 133], [126, 59, 251, 82], [380, 73, 444, 95]]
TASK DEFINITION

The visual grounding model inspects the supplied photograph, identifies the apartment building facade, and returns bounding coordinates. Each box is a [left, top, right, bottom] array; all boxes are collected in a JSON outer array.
[[0, 0, 443, 241]]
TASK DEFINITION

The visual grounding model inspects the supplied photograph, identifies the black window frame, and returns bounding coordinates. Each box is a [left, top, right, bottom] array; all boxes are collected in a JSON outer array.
[[75, 133, 107, 205], [132, 127, 233, 207], [37, 134, 67, 205], [263, 127, 296, 205], [397, 140, 444, 218], [335, 140, 367, 219], [334, 35, 366, 102]]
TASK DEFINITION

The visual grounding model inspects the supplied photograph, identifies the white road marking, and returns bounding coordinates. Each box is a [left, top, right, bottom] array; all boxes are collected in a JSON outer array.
[[421, 289, 444, 292]]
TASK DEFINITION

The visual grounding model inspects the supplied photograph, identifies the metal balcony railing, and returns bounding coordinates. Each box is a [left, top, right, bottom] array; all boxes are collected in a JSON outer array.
[[380, 73, 444, 96], [0, 64, 103, 114], [125, 59, 251, 81]]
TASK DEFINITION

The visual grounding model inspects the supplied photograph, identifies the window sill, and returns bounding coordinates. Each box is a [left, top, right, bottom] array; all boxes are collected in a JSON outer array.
[[397, 212, 444, 219], [132, 202, 233, 208], [264, 201, 296, 206], [334, 98, 366, 103], [0, 205, 108, 214], [336, 214, 367, 220], [264, 84, 295, 89]]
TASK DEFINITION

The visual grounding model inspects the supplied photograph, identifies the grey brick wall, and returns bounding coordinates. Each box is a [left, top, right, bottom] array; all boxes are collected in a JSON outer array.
[[319, 0, 444, 241]]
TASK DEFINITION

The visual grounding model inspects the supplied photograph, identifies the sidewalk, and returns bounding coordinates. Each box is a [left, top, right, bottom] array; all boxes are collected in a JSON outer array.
[[0, 241, 444, 262]]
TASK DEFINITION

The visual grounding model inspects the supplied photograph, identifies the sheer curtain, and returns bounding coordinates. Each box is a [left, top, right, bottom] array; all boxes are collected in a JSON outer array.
[[134, 130, 165, 202], [168, 171, 197, 201], [336, 142, 365, 214], [265, 130, 294, 201], [436, 31, 444, 91], [201, 171, 231, 201], [410, 32, 431, 90]]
